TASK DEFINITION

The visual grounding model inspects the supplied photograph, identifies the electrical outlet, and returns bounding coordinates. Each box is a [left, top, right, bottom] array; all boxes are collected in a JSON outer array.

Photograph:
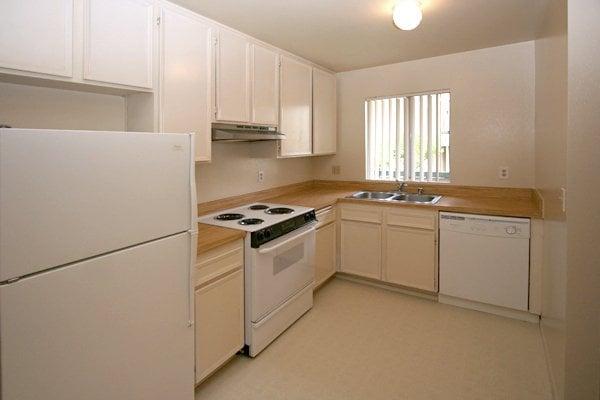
[[498, 166, 509, 180], [257, 170, 264, 183], [332, 165, 341, 175]]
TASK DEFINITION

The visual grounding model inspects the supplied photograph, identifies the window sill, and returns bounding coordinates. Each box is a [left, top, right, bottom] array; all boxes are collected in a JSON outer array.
[[365, 178, 451, 184]]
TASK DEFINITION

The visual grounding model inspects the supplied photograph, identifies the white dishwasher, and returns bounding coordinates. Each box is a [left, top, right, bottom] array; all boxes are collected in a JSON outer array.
[[439, 212, 530, 311]]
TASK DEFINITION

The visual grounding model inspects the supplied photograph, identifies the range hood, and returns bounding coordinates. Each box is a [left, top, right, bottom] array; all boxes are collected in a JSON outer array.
[[212, 123, 285, 141]]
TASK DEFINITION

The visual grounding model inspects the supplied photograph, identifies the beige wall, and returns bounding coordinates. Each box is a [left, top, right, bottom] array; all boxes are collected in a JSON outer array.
[[195, 141, 313, 203], [0, 82, 126, 131], [534, 0, 568, 398], [536, 1, 600, 398], [564, 1, 600, 398], [313, 41, 536, 187], [315, 42, 534, 187]]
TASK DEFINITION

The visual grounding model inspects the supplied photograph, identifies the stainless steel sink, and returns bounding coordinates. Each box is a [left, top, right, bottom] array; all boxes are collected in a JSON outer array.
[[350, 191, 396, 200], [388, 193, 442, 204], [349, 191, 442, 204]]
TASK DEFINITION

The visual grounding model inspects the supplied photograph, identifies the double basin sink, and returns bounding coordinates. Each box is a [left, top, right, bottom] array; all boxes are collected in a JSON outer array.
[[349, 191, 442, 204]]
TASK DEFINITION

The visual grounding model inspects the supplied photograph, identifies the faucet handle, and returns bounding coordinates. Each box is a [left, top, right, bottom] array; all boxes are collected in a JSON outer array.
[[417, 187, 425, 195]]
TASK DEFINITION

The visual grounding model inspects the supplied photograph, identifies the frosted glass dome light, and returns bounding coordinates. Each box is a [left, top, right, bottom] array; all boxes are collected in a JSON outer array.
[[393, 0, 423, 31]]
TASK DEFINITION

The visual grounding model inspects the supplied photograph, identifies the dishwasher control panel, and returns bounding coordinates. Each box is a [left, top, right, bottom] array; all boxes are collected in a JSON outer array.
[[439, 212, 530, 239]]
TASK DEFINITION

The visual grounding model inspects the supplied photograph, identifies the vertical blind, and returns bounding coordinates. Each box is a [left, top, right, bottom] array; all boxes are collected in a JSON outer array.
[[365, 92, 450, 182]]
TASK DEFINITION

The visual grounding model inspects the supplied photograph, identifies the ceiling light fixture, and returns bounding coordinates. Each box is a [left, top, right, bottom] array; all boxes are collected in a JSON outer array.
[[392, 0, 423, 31]]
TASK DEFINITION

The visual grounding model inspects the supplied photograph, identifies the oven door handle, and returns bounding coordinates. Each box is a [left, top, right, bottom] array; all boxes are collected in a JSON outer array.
[[257, 223, 316, 254]]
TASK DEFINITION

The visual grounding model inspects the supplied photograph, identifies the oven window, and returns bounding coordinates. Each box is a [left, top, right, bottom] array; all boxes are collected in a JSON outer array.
[[273, 244, 304, 275]]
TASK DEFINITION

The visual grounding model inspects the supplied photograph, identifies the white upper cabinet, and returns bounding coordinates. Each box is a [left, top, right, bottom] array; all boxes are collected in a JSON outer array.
[[279, 55, 312, 157], [215, 29, 250, 123], [83, 0, 154, 89], [159, 3, 213, 162], [251, 44, 279, 126], [312, 68, 337, 155], [0, 0, 73, 77]]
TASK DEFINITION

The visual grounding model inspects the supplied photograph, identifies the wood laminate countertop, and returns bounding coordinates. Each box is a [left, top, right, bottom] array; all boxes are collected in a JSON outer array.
[[197, 182, 542, 255], [197, 223, 245, 256], [269, 187, 542, 219]]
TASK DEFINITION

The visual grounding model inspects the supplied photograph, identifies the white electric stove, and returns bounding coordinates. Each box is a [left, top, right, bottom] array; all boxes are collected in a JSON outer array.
[[198, 203, 317, 356]]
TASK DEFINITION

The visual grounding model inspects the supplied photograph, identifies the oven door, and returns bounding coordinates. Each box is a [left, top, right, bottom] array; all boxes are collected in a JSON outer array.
[[248, 223, 316, 323]]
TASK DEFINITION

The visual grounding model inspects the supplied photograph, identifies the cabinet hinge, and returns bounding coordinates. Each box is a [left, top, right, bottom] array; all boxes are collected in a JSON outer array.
[[156, 16, 161, 26]]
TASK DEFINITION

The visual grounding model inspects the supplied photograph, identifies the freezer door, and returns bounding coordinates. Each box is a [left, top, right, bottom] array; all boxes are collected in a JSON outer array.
[[0, 233, 194, 400], [0, 129, 194, 281]]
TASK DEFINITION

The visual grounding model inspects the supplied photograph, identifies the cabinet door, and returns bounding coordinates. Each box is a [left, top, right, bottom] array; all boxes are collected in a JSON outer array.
[[160, 5, 213, 162], [279, 55, 312, 157], [0, 0, 73, 77], [315, 222, 336, 288], [251, 44, 279, 125], [340, 220, 381, 279], [385, 226, 436, 291], [83, 0, 154, 88], [195, 269, 244, 383], [216, 29, 250, 122], [313, 68, 337, 155]]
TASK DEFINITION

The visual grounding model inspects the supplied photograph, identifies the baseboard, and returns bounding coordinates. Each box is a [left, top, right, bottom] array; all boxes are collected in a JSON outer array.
[[540, 321, 559, 399], [439, 294, 540, 323], [335, 273, 438, 301], [314, 273, 336, 292]]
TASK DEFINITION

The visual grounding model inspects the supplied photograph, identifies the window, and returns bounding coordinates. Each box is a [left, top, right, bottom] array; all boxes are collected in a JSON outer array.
[[365, 91, 450, 182]]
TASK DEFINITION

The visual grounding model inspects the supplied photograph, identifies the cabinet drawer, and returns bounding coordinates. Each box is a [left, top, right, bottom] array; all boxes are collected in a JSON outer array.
[[340, 204, 382, 224], [316, 206, 336, 229], [386, 208, 436, 230], [195, 239, 243, 288]]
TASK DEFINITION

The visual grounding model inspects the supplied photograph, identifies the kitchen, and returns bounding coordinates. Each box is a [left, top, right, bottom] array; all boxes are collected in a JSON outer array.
[[0, 1, 598, 399]]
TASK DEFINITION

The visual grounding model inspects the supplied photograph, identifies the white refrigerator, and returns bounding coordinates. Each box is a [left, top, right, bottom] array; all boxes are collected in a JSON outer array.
[[0, 128, 197, 400]]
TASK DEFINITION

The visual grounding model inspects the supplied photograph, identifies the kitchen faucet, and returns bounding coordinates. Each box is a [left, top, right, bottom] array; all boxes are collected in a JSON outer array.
[[396, 180, 407, 193]]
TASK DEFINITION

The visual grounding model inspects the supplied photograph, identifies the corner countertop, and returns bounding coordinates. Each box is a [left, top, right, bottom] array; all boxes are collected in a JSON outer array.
[[196, 182, 543, 256], [267, 186, 542, 219]]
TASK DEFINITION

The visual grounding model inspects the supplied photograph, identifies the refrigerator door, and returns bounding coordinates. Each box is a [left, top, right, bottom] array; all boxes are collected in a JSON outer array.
[[0, 129, 195, 281], [0, 233, 194, 400]]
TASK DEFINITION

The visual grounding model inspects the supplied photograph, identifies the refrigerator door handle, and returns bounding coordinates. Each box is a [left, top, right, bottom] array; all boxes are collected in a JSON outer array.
[[188, 230, 198, 327]]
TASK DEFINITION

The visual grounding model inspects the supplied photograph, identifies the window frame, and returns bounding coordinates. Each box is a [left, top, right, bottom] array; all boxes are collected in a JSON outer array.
[[364, 89, 451, 183]]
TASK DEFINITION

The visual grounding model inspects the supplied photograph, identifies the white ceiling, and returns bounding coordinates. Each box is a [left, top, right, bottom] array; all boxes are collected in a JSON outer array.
[[171, 0, 548, 72]]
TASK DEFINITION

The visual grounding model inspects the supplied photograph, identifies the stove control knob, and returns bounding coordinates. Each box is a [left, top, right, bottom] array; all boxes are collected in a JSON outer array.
[[257, 231, 265, 241], [264, 229, 272, 239], [505, 226, 517, 235]]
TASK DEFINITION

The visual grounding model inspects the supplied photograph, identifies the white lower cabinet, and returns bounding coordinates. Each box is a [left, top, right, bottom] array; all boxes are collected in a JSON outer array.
[[339, 203, 437, 292], [315, 207, 337, 288], [340, 204, 384, 280], [385, 225, 436, 291], [340, 220, 381, 279], [194, 239, 244, 384]]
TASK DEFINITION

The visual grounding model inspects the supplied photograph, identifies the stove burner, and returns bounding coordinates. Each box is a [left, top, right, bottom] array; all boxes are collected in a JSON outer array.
[[239, 218, 264, 225], [214, 213, 245, 221], [249, 204, 269, 210], [265, 207, 294, 215]]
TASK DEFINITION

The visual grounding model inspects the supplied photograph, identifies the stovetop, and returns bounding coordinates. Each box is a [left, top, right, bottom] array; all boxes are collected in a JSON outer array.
[[198, 203, 315, 232]]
